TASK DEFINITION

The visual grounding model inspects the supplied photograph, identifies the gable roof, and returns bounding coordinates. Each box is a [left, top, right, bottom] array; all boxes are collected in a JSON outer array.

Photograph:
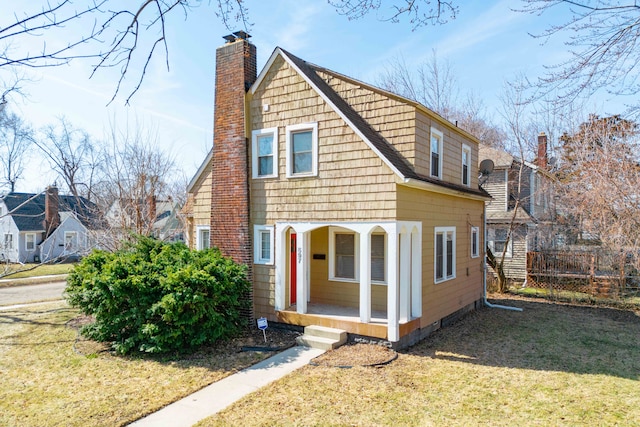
[[251, 48, 489, 200], [1, 192, 102, 232]]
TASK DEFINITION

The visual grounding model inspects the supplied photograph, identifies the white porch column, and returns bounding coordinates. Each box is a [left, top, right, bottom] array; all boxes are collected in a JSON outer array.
[[296, 231, 308, 314], [359, 229, 371, 323], [386, 223, 399, 342], [274, 224, 288, 311], [399, 228, 411, 323], [411, 226, 423, 318]]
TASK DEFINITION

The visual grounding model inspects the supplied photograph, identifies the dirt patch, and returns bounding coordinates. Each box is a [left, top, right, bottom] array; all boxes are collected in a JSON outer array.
[[310, 343, 397, 368], [66, 318, 302, 357]]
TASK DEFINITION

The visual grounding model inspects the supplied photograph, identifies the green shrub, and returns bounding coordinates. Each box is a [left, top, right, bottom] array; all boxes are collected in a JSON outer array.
[[65, 236, 251, 354]]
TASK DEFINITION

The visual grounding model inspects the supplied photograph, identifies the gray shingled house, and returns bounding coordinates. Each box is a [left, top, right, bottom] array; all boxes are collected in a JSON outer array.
[[0, 186, 102, 263]]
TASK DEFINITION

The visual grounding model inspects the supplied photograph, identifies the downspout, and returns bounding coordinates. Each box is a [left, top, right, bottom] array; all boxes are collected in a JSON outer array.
[[483, 203, 523, 312]]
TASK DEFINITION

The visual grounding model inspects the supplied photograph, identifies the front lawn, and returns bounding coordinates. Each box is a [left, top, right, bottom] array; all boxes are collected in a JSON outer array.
[[199, 296, 640, 426], [0, 302, 276, 427], [1, 263, 74, 280], [2, 297, 639, 426]]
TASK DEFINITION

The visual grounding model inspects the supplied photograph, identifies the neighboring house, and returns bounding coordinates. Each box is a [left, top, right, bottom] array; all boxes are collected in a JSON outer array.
[[0, 186, 101, 263], [105, 197, 184, 243], [187, 33, 491, 347], [479, 134, 556, 280]]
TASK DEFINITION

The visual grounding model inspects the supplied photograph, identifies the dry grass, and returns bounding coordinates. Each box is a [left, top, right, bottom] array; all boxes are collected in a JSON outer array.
[[0, 263, 74, 284], [199, 296, 640, 427], [0, 301, 285, 427]]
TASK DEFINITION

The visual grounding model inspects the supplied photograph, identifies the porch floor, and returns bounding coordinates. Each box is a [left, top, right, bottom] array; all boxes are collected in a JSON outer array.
[[277, 303, 389, 340], [284, 303, 388, 325]]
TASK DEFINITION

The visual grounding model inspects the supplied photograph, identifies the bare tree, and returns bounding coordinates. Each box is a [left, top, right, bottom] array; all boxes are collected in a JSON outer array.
[[519, 1, 640, 116], [1, 1, 460, 102], [376, 51, 506, 146], [485, 79, 544, 293], [556, 114, 640, 251], [0, 111, 33, 192], [329, 0, 459, 29], [34, 117, 98, 201], [99, 119, 178, 249]]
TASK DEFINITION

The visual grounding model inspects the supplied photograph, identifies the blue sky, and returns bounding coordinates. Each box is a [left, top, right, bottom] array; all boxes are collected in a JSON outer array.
[[1, 0, 620, 193]]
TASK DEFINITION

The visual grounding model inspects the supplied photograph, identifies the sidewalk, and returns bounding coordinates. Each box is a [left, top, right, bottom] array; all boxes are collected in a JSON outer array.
[[129, 345, 325, 427]]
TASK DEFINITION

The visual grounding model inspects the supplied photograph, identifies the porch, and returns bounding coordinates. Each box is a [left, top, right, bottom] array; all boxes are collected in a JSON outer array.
[[276, 303, 422, 340], [274, 220, 423, 342]]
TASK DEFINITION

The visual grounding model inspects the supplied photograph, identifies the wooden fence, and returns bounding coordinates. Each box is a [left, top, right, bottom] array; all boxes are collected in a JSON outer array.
[[526, 251, 638, 298]]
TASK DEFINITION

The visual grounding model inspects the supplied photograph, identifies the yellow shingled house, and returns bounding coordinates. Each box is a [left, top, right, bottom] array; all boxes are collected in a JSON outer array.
[[184, 32, 491, 347]]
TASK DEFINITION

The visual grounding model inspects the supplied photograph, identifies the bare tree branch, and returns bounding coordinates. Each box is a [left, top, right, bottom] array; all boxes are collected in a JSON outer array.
[[518, 1, 640, 116]]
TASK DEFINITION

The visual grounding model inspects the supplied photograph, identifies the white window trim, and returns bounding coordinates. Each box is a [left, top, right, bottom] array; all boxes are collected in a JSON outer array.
[[430, 127, 443, 179], [254, 225, 274, 265], [471, 226, 479, 258], [4, 233, 13, 250], [251, 127, 278, 179], [328, 227, 359, 283], [434, 226, 456, 284], [286, 122, 318, 178], [488, 227, 513, 258], [370, 233, 388, 285], [64, 231, 78, 251], [196, 225, 210, 250], [25, 233, 36, 252], [462, 144, 471, 187]]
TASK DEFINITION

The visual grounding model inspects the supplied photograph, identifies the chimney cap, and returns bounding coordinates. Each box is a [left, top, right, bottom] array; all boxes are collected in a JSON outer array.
[[233, 30, 251, 40], [223, 34, 237, 43]]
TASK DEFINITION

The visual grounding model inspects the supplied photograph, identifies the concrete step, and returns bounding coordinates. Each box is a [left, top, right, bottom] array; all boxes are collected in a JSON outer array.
[[296, 325, 347, 350], [296, 334, 345, 350], [303, 325, 347, 342]]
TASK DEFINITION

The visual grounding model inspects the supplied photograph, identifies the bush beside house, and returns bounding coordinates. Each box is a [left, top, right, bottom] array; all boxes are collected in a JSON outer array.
[[65, 236, 251, 354]]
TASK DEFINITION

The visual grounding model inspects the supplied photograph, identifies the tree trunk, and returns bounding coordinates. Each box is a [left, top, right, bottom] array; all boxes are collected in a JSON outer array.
[[487, 247, 508, 293]]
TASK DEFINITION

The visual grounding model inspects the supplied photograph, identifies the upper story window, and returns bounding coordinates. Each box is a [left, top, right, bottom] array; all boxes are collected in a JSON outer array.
[[252, 127, 278, 179], [462, 144, 471, 187], [286, 123, 318, 178], [4, 233, 13, 250], [435, 227, 455, 283], [65, 231, 78, 251], [430, 127, 443, 179]]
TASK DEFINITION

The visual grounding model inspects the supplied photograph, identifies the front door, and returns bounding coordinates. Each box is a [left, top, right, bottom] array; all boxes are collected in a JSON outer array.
[[290, 233, 297, 305]]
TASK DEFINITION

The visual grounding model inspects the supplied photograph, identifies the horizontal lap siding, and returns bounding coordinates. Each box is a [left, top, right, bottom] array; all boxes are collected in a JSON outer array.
[[397, 185, 485, 327], [250, 58, 399, 318]]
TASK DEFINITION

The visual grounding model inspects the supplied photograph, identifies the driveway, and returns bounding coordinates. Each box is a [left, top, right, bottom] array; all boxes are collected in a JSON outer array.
[[0, 281, 66, 307]]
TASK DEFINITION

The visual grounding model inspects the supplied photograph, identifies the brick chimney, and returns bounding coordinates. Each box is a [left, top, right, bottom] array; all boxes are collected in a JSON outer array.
[[210, 34, 256, 256], [211, 32, 257, 320], [44, 185, 60, 236], [537, 132, 548, 169]]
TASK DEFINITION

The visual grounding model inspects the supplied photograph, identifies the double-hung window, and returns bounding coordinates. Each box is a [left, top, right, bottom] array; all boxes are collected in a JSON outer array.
[[371, 233, 386, 283], [254, 225, 274, 265], [462, 144, 471, 186], [196, 226, 210, 250], [430, 127, 443, 179], [435, 227, 456, 283], [4, 233, 13, 250], [471, 226, 479, 258], [488, 227, 512, 257], [286, 123, 318, 177], [26, 233, 36, 251], [252, 127, 278, 179], [65, 231, 78, 251]]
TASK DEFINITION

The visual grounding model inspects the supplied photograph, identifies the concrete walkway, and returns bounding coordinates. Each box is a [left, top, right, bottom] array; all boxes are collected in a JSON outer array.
[[129, 345, 325, 427]]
